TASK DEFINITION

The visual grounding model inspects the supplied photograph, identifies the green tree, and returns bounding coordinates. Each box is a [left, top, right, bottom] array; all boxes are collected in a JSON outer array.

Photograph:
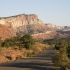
[[21, 34, 35, 49]]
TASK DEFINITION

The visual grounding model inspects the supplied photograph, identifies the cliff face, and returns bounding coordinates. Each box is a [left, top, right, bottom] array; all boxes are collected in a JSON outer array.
[[0, 14, 69, 39], [0, 14, 44, 27], [0, 14, 48, 35]]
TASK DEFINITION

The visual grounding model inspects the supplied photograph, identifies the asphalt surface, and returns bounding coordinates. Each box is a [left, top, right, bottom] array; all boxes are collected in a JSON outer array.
[[0, 46, 55, 70]]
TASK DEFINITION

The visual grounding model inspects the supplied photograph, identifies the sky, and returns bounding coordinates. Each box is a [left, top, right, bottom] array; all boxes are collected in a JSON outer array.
[[0, 0, 70, 26]]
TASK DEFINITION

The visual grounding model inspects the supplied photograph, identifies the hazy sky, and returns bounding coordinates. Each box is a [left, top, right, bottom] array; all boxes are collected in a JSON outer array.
[[0, 0, 70, 26]]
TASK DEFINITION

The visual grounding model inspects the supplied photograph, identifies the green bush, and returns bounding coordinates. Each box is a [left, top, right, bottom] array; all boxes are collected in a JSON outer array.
[[55, 40, 67, 50], [53, 46, 69, 69], [1, 38, 15, 47], [1, 35, 22, 47]]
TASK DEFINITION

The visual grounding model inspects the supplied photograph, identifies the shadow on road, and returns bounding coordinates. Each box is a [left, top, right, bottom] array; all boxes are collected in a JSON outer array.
[[0, 46, 55, 70], [0, 60, 55, 70]]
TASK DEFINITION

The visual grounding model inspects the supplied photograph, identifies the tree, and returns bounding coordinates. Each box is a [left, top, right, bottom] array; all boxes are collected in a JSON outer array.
[[21, 34, 35, 49]]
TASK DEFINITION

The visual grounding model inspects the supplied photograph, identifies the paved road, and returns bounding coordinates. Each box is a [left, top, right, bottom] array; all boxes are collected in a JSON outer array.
[[0, 46, 55, 70]]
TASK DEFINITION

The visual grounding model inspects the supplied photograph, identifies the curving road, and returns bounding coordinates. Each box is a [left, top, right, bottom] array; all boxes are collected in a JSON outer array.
[[0, 46, 55, 70]]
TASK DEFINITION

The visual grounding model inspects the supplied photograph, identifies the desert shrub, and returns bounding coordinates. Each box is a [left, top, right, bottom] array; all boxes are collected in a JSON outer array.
[[55, 44, 60, 50], [22, 51, 34, 57], [1, 35, 22, 48], [40, 46, 46, 51], [0, 48, 2, 54], [31, 47, 39, 54], [53, 46, 70, 70], [55, 40, 67, 50], [66, 63, 70, 69]]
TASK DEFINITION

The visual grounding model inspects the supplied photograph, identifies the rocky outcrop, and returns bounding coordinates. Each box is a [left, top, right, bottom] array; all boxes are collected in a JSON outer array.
[[46, 23, 64, 30], [0, 14, 40, 27]]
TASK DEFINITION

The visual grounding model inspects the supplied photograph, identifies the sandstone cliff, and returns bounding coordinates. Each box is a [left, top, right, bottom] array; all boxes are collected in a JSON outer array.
[[0, 14, 48, 35]]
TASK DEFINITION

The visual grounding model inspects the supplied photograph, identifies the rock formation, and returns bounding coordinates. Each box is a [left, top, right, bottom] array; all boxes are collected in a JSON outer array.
[[0, 13, 69, 40]]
